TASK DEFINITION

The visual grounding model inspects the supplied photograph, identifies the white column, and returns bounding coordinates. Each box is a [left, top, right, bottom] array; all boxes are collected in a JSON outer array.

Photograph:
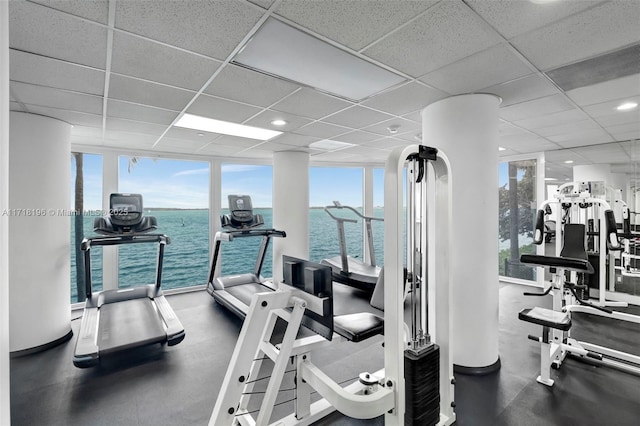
[[422, 94, 501, 371], [1, 0, 11, 420], [9, 112, 72, 352], [272, 151, 309, 284]]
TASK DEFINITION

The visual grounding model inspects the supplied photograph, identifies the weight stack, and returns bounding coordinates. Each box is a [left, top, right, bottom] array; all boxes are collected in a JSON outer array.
[[404, 344, 440, 426]]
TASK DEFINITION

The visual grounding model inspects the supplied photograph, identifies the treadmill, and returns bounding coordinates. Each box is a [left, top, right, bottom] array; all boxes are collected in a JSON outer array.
[[321, 201, 383, 291], [206, 195, 286, 318], [73, 193, 185, 368]]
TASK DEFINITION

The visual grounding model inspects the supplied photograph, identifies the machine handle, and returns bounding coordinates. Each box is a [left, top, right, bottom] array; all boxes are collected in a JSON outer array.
[[533, 209, 545, 245], [604, 210, 622, 251]]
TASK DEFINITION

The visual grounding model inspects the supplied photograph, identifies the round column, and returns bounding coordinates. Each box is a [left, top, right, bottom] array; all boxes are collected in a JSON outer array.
[[272, 151, 310, 284], [9, 112, 72, 353], [421, 94, 501, 373]]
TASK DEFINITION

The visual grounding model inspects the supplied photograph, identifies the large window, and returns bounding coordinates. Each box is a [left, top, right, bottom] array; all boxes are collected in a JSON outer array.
[[220, 164, 273, 277], [118, 157, 209, 290], [499, 159, 538, 281], [70, 153, 103, 303]]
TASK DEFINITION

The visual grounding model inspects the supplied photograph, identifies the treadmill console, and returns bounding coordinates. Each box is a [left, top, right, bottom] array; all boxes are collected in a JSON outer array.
[[222, 195, 264, 229], [94, 193, 157, 235]]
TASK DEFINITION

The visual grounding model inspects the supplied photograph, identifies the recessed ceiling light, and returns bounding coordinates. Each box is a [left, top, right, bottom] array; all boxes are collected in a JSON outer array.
[[232, 18, 406, 101], [309, 139, 355, 151], [617, 102, 638, 111], [197, 132, 204, 137], [271, 119, 287, 126], [498, 146, 506, 151], [174, 113, 282, 141], [544, 178, 557, 181], [387, 125, 400, 134], [564, 160, 574, 164]]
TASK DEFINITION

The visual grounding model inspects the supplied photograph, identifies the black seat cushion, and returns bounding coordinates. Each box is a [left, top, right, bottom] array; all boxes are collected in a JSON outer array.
[[333, 312, 384, 343], [520, 254, 594, 274]]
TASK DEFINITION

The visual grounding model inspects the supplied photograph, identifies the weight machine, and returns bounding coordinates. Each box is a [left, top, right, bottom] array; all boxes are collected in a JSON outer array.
[[209, 145, 455, 425]]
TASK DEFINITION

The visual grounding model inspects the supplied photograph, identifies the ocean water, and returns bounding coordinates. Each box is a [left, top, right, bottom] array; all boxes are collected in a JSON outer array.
[[70, 208, 384, 302]]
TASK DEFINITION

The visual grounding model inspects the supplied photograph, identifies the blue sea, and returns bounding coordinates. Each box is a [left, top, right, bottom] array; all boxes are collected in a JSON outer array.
[[70, 208, 384, 303]]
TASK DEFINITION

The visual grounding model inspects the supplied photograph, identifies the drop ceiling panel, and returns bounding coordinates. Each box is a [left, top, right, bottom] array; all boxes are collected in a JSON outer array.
[[511, 1, 640, 70], [71, 126, 103, 139], [9, 1, 107, 69], [595, 112, 640, 128], [572, 143, 629, 163], [362, 82, 447, 116], [102, 131, 158, 149], [582, 95, 640, 118], [362, 117, 421, 138], [484, 75, 561, 107], [186, 94, 263, 123], [211, 135, 264, 149], [566, 74, 640, 107], [196, 143, 245, 156], [549, 129, 614, 148], [275, 0, 438, 51], [155, 138, 208, 153], [465, 0, 602, 40], [9, 50, 105, 96], [612, 130, 640, 141], [271, 88, 352, 120], [420, 44, 532, 95], [535, 120, 600, 137], [334, 131, 384, 144], [359, 138, 408, 150], [107, 100, 179, 125], [251, 141, 313, 153], [163, 127, 218, 143], [114, 0, 263, 60], [498, 94, 576, 122], [513, 109, 587, 132], [323, 106, 394, 129], [25, 105, 102, 128], [607, 122, 640, 136], [244, 110, 312, 133], [249, 0, 274, 10], [111, 32, 221, 91], [294, 122, 351, 139], [10, 81, 103, 115], [9, 102, 23, 111], [269, 133, 320, 148], [362, 0, 501, 77], [204, 64, 299, 107], [109, 74, 195, 111], [30, 0, 109, 24], [105, 118, 168, 136]]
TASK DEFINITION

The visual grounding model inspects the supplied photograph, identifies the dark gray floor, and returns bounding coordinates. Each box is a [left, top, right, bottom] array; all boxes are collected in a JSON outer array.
[[10, 282, 640, 425]]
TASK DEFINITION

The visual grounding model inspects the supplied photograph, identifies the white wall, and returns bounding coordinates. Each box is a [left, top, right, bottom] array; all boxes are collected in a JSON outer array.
[[1, 0, 11, 421], [9, 112, 72, 351]]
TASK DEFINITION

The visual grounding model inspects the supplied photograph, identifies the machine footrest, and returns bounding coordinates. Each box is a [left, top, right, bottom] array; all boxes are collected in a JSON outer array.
[[518, 307, 571, 331]]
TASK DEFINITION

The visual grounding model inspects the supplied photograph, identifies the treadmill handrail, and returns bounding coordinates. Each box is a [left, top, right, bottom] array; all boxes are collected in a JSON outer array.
[[81, 233, 169, 250], [220, 228, 287, 239], [324, 202, 384, 223]]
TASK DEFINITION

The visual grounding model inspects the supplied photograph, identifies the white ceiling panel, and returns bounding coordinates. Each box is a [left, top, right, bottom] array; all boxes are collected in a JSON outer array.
[[11, 81, 102, 114], [607, 121, 640, 136], [114, 0, 263, 60], [582, 95, 640, 118], [566, 73, 640, 107], [323, 106, 394, 129], [293, 122, 351, 139], [10, 50, 104, 95], [250, 141, 313, 153], [513, 109, 587, 132], [612, 130, 640, 141], [498, 94, 576, 122], [550, 129, 614, 148], [511, 1, 640, 70], [362, 82, 447, 116], [196, 143, 245, 156], [362, 117, 421, 138], [111, 32, 221, 91], [244, 110, 313, 133], [25, 104, 102, 128], [248, 0, 274, 10], [484, 74, 560, 107], [102, 131, 158, 149], [535, 120, 601, 137], [9, 101, 23, 111], [163, 127, 218, 143], [30, 0, 109, 24], [106, 100, 178, 125], [359, 138, 408, 150], [269, 133, 320, 148], [154, 138, 208, 153], [465, 0, 602, 40], [9, 1, 107, 69], [275, 0, 438, 51], [593, 108, 640, 127], [271, 88, 352, 120], [71, 125, 103, 139], [420, 44, 532, 94], [211, 135, 265, 149], [204, 64, 299, 107], [108, 74, 195, 111], [105, 118, 168, 136], [186, 94, 263, 123], [334, 131, 384, 144]]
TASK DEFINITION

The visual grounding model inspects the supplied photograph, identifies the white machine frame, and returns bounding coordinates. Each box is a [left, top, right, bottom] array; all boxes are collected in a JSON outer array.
[[209, 145, 455, 425]]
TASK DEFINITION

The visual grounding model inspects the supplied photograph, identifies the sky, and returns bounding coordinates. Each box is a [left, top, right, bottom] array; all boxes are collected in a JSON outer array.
[[71, 154, 385, 210]]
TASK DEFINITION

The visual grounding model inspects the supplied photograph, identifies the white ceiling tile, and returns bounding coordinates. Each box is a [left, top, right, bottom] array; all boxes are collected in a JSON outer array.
[[211, 135, 264, 149], [9, 0, 107, 69], [204, 64, 299, 107], [419, 44, 532, 94], [294, 122, 351, 139], [337, 131, 386, 144], [275, 0, 438, 50], [269, 133, 320, 148], [549, 129, 614, 148], [251, 141, 313, 153], [595, 112, 640, 128], [612, 130, 640, 141], [499, 132, 549, 147], [323, 106, 394, 129], [71, 134, 103, 146], [483, 75, 560, 107], [9, 101, 24, 111], [566, 74, 640, 107], [106, 118, 168, 136], [163, 127, 218, 143], [271, 88, 352, 119], [11, 81, 102, 114], [583, 95, 640, 118], [513, 109, 588, 132], [465, 0, 602, 40], [359, 138, 408, 150], [102, 131, 158, 149], [362, 0, 501, 76], [511, 1, 640, 70], [248, 0, 274, 10], [607, 121, 640, 136], [71, 126, 103, 139], [361, 117, 421, 138], [30, 0, 109, 24], [155, 137, 208, 153], [499, 94, 576, 122], [402, 110, 422, 122], [25, 104, 102, 128], [196, 143, 245, 156], [107, 100, 178, 125], [362, 82, 447, 115], [10, 50, 104, 95], [244, 110, 313, 132], [536, 120, 601, 137], [499, 121, 528, 137], [115, 0, 263, 60], [111, 32, 221, 91], [109, 74, 195, 111], [186, 94, 263, 123]]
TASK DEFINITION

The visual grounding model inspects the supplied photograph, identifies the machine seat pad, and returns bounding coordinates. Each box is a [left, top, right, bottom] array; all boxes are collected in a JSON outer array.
[[333, 312, 384, 343], [520, 254, 594, 274], [518, 307, 571, 331]]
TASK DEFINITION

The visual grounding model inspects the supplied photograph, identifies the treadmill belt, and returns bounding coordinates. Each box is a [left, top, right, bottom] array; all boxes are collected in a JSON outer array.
[[225, 283, 274, 307], [98, 298, 166, 354]]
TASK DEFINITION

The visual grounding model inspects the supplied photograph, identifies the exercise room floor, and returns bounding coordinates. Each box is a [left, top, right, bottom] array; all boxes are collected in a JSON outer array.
[[10, 282, 640, 425]]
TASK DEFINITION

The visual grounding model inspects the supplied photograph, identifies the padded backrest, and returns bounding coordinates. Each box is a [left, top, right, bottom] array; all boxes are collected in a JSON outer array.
[[560, 224, 588, 260]]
